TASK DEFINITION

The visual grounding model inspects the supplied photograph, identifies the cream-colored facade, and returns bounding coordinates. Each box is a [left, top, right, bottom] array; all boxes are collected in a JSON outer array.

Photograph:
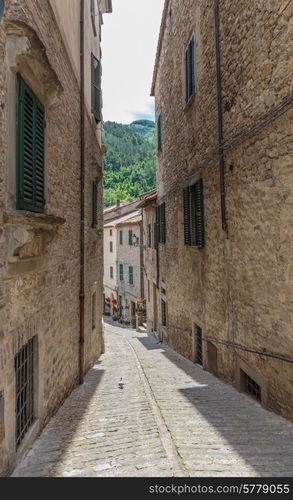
[[103, 201, 143, 325], [0, 0, 111, 476]]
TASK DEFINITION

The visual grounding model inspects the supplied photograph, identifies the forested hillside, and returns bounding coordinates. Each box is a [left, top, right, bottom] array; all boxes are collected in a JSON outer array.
[[103, 120, 156, 206]]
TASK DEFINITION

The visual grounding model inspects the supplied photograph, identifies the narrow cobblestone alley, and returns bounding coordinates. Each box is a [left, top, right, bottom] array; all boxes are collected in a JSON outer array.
[[12, 319, 293, 478]]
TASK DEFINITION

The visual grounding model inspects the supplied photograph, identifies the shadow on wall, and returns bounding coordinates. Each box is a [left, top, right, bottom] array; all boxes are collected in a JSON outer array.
[[136, 334, 293, 477], [12, 366, 105, 477]]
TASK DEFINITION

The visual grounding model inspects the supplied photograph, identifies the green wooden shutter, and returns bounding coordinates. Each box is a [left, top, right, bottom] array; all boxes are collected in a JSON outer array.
[[128, 229, 133, 245], [183, 187, 191, 245], [161, 202, 166, 243], [119, 230, 123, 244], [91, 54, 102, 123], [90, 0, 95, 15], [157, 113, 162, 151], [119, 264, 123, 281], [92, 181, 97, 227], [195, 178, 205, 248], [129, 266, 134, 285], [17, 75, 45, 212]]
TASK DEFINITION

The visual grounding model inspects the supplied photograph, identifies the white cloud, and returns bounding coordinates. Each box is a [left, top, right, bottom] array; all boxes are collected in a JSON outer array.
[[101, 0, 165, 124]]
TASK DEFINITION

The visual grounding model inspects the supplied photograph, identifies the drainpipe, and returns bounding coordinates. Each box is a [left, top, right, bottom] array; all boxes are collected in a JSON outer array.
[[79, 0, 85, 384], [140, 211, 144, 299], [214, 0, 228, 234]]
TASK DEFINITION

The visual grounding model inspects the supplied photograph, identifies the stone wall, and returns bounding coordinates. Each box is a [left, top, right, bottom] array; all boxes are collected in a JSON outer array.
[[151, 0, 293, 421], [0, 0, 104, 475]]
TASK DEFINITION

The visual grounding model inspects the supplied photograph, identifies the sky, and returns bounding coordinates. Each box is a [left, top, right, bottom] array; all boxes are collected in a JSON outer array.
[[101, 0, 165, 124]]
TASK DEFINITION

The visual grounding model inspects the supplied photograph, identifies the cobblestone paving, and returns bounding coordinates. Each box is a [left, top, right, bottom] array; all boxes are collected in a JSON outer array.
[[13, 318, 293, 477]]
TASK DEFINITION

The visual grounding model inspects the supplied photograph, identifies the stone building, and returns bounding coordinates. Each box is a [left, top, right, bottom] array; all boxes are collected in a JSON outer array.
[[103, 200, 143, 325], [147, 0, 293, 420], [0, 0, 112, 475]]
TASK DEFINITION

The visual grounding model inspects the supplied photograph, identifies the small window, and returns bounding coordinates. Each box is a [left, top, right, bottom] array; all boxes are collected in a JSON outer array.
[[242, 371, 261, 402], [119, 263, 124, 281], [157, 112, 162, 151], [92, 292, 97, 331], [15, 338, 35, 449], [92, 181, 98, 227], [119, 230, 123, 245], [110, 229, 112, 236], [110, 241, 113, 253], [183, 179, 204, 248], [16, 75, 45, 213], [156, 202, 166, 244], [161, 299, 167, 326], [185, 34, 195, 104], [147, 280, 150, 302], [0, 391, 4, 442], [195, 324, 203, 366], [148, 224, 152, 248], [129, 266, 134, 285], [128, 229, 133, 246], [91, 54, 102, 123], [110, 266, 113, 279]]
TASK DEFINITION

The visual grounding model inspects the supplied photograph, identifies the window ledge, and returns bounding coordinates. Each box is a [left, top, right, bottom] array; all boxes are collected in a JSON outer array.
[[3, 210, 66, 276], [3, 209, 66, 229]]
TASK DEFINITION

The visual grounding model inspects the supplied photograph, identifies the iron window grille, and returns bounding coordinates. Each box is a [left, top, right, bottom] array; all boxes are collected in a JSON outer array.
[[195, 325, 203, 366], [15, 337, 35, 449], [243, 371, 261, 402]]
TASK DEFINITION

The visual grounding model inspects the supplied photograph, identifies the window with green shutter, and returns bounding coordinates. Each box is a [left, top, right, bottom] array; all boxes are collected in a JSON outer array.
[[129, 266, 134, 285], [183, 187, 191, 245], [128, 229, 133, 246], [90, 0, 96, 16], [157, 112, 162, 151], [110, 266, 113, 279], [16, 74, 45, 213], [183, 179, 204, 248], [119, 230, 123, 245], [91, 53, 102, 123], [92, 181, 97, 227], [194, 178, 204, 248], [185, 34, 195, 104], [119, 264, 124, 281]]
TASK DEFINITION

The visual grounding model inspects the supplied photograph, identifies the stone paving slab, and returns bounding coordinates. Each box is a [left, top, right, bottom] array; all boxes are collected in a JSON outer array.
[[12, 318, 293, 477]]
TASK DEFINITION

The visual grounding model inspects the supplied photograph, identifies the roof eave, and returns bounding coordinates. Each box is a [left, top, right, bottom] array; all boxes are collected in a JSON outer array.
[[150, 0, 170, 97]]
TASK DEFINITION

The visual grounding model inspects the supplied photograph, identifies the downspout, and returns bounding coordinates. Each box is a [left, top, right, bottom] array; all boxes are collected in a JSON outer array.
[[140, 210, 144, 299], [79, 0, 85, 384], [214, 0, 228, 234]]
